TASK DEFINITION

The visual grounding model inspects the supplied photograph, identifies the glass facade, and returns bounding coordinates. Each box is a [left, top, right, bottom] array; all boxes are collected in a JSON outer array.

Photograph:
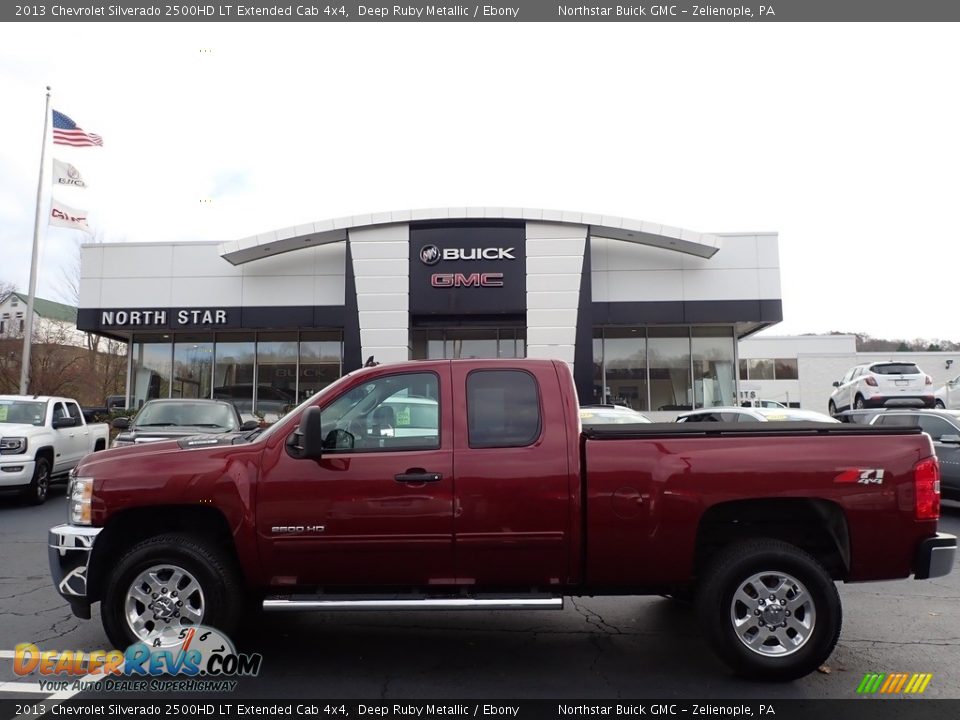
[[592, 326, 737, 412], [411, 328, 526, 360], [130, 331, 343, 417]]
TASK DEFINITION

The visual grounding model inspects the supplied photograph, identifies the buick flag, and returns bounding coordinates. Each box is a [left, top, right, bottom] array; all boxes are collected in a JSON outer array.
[[52, 158, 88, 188], [49, 198, 91, 233]]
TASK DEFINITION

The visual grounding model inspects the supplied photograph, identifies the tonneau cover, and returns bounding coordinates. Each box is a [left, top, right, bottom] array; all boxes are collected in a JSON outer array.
[[583, 421, 924, 440]]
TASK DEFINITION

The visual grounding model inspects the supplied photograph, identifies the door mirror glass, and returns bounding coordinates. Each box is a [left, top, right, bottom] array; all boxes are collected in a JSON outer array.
[[832, 381, 840, 388], [112, 417, 130, 430], [239, 419, 260, 431], [323, 428, 355, 450], [52, 417, 77, 429], [939, 434, 960, 445]]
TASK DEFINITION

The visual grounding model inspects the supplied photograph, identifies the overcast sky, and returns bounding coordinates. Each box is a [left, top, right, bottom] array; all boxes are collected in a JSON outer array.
[[1, 23, 956, 340]]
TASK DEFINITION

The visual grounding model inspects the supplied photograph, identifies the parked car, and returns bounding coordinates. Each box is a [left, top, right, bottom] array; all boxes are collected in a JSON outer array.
[[212, 384, 296, 421], [833, 409, 885, 425], [0, 395, 109, 504], [934, 375, 960, 409], [869, 409, 960, 500], [111, 399, 260, 448], [741, 399, 788, 409], [579, 404, 652, 425], [677, 406, 839, 423], [829, 362, 934, 415], [50, 358, 954, 682]]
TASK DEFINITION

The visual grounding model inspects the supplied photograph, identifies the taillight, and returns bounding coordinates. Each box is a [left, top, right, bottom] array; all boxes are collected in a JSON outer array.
[[914, 457, 940, 520], [865, 376, 878, 387], [925, 375, 933, 386]]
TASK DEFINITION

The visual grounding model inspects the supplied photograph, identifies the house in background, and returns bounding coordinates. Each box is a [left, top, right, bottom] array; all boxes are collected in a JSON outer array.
[[0, 291, 86, 347]]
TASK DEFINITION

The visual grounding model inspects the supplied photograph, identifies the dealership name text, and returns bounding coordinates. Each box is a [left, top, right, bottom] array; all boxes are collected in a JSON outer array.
[[100, 309, 228, 327]]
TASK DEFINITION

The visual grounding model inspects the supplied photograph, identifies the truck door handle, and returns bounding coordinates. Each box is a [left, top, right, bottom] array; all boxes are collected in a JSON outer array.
[[395, 469, 443, 483]]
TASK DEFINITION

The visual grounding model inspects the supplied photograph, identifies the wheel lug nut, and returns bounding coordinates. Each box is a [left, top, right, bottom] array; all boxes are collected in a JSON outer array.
[[785, 610, 791, 616], [172, 591, 178, 597], [152, 593, 158, 599], [780, 599, 786, 605], [177, 601, 182, 606], [759, 620, 765, 626], [769, 595, 775, 601], [754, 610, 760, 615], [161, 588, 168, 594]]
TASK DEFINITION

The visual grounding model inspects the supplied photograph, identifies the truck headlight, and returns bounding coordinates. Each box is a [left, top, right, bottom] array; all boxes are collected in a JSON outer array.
[[0, 437, 27, 455], [68, 476, 94, 526]]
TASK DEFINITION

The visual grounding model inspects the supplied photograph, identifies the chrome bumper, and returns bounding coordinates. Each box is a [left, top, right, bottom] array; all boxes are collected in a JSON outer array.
[[48, 524, 102, 619]]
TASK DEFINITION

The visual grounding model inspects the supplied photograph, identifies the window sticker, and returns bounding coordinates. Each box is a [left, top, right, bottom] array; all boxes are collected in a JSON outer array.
[[395, 406, 411, 426]]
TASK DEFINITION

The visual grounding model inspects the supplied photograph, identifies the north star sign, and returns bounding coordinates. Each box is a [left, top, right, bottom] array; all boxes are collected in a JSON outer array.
[[100, 309, 229, 326]]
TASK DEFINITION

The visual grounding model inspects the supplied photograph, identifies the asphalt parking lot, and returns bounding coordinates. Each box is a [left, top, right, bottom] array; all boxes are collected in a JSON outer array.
[[1, 487, 958, 702]]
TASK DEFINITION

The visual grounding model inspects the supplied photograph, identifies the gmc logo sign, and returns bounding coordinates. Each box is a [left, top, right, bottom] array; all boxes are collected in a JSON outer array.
[[431, 272, 504, 288]]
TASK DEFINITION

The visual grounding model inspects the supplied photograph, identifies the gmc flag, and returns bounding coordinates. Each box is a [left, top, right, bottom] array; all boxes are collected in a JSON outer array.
[[49, 198, 91, 233]]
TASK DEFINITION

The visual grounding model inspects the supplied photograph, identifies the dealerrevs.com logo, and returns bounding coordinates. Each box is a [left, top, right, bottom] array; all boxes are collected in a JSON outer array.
[[13, 625, 262, 693]]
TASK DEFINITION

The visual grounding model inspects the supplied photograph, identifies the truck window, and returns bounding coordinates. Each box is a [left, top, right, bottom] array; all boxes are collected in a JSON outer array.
[[916, 416, 956, 442], [52, 403, 68, 422], [466, 369, 541, 448], [324, 372, 440, 451], [66, 402, 83, 422]]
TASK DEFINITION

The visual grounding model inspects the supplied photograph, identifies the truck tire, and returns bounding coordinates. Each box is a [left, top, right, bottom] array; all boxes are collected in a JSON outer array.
[[23, 457, 51, 506], [101, 533, 242, 650], [695, 539, 841, 681]]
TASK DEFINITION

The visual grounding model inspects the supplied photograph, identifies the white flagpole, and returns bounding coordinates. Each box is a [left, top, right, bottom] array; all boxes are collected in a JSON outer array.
[[20, 86, 52, 395]]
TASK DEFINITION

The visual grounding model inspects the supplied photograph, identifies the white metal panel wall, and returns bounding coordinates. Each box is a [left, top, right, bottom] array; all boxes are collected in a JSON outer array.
[[81, 242, 345, 309], [525, 222, 587, 366], [592, 232, 781, 303], [349, 224, 410, 363]]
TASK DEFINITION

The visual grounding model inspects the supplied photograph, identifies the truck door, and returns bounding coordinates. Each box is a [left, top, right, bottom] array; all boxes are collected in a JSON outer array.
[[65, 402, 90, 463], [256, 366, 455, 588], [50, 402, 80, 473], [450, 363, 573, 589]]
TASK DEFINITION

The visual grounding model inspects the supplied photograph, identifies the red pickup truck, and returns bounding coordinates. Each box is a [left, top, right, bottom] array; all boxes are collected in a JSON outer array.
[[50, 359, 956, 680]]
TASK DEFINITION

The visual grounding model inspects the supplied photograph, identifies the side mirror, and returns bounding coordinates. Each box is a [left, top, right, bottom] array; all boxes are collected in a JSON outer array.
[[832, 381, 840, 388], [239, 419, 260, 431], [286, 406, 325, 460], [112, 417, 130, 430], [939, 434, 960, 445], [52, 417, 77, 429]]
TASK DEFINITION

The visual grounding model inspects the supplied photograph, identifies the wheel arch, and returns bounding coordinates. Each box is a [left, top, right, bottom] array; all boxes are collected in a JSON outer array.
[[694, 498, 850, 581], [34, 445, 54, 466], [87, 505, 245, 603]]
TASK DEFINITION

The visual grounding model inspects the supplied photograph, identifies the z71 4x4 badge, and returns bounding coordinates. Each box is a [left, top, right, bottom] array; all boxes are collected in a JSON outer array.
[[835, 468, 885, 485]]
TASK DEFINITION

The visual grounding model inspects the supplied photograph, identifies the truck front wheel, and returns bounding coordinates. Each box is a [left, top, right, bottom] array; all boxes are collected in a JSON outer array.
[[696, 539, 841, 681], [101, 534, 242, 649]]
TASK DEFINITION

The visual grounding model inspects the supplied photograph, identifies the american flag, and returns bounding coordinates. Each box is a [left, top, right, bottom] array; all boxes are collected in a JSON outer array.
[[52, 110, 103, 147]]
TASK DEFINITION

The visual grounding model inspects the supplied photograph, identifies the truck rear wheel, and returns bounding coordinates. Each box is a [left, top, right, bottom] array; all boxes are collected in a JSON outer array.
[[695, 539, 841, 681], [101, 534, 242, 649]]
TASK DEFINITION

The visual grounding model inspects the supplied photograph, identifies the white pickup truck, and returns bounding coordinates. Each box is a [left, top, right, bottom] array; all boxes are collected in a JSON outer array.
[[0, 395, 109, 505]]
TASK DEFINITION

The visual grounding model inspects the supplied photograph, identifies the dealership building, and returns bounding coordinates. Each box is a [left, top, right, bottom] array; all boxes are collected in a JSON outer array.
[[77, 208, 783, 417]]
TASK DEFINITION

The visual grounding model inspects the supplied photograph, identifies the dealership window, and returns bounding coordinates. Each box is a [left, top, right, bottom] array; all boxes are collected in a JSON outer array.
[[774, 358, 799, 380], [591, 330, 604, 404], [299, 330, 342, 402], [411, 328, 525, 360], [173, 335, 213, 399], [467, 370, 541, 448], [692, 327, 735, 408], [213, 333, 255, 415], [740, 358, 799, 381], [649, 327, 692, 411], [600, 328, 648, 411], [130, 339, 173, 409], [256, 332, 298, 419]]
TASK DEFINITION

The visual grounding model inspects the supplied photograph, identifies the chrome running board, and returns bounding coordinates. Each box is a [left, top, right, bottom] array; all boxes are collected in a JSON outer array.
[[263, 596, 563, 612]]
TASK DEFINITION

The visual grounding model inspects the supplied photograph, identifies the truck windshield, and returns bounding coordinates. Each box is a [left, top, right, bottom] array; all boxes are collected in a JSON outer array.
[[0, 400, 46, 426]]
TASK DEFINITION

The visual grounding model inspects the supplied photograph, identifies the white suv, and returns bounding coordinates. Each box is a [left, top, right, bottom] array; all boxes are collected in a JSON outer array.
[[828, 362, 935, 415]]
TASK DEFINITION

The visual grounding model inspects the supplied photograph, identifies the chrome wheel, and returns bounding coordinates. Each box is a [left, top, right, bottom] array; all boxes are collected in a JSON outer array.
[[124, 564, 205, 642], [730, 570, 816, 657]]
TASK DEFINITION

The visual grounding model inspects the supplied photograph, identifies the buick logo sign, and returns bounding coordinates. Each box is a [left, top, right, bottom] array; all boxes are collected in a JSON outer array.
[[420, 245, 441, 266]]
